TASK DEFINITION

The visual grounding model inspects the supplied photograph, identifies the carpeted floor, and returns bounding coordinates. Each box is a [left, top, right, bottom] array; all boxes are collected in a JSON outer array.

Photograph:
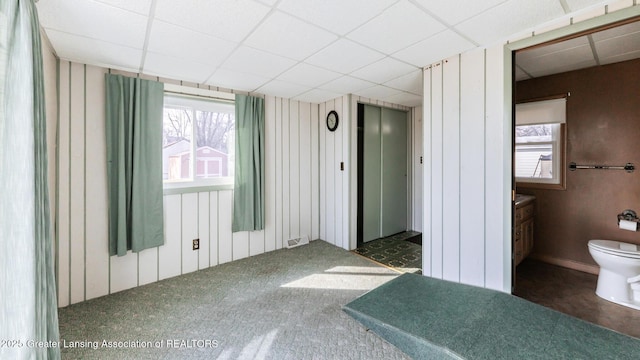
[[353, 231, 422, 274], [57, 240, 409, 359], [344, 273, 640, 360]]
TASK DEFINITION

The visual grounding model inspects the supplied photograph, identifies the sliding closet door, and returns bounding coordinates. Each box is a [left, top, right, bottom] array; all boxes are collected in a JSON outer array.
[[381, 108, 408, 237], [362, 105, 382, 242]]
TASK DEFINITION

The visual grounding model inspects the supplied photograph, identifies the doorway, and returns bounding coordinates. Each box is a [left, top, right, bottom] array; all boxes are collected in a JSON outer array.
[[356, 103, 409, 246]]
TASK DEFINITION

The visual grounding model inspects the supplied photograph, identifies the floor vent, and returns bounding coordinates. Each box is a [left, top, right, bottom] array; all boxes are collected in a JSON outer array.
[[286, 235, 309, 249]]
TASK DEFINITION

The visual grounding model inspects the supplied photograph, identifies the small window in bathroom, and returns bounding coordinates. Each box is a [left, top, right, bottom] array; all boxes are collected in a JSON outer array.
[[515, 98, 567, 190]]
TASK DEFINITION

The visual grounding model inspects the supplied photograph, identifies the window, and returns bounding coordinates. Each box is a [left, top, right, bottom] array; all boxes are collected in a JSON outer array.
[[162, 94, 235, 187], [515, 98, 566, 189]]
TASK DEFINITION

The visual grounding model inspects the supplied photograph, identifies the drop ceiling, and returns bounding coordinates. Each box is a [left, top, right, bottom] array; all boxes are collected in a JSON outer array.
[[516, 19, 640, 81], [36, 0, 621, 106]]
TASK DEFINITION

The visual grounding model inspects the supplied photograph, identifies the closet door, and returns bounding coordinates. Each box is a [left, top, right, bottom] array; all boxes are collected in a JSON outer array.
[[362, 105, 382, 242], [381, 108, 408, 237]]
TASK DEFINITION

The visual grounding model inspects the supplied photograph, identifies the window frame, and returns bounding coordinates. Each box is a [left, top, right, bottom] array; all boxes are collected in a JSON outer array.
[[161, 85, 236, 193], [515, 96, 567, 190]]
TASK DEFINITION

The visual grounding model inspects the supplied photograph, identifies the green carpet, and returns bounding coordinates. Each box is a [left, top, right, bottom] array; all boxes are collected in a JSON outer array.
[[344, 273, 640, 360]]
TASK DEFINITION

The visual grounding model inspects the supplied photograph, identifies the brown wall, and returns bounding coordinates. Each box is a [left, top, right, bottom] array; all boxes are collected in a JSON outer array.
[[516, 58, 640, 267]]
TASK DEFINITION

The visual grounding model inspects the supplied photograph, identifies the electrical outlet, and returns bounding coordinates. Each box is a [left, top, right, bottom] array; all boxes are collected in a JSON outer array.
[[192, 239, 200, 250]]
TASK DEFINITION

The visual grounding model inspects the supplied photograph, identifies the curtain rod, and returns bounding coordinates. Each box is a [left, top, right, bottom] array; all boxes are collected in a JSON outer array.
[[163, 89, 237, 104]]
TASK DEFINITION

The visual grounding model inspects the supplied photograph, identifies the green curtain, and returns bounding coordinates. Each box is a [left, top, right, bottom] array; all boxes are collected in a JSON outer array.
[[232, 95, 265, 232], [0, 1, 61, 359], [105, 74, 165, 256]]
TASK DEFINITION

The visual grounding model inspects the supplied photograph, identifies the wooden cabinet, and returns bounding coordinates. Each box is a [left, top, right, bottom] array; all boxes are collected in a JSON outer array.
[[514, 200, 535, 267]]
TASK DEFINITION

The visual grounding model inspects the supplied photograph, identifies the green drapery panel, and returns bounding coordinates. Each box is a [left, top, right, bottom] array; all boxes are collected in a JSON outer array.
[[105, 74, 165, 256], [232, 95, 265, 232], [0, 0, 61, 359]]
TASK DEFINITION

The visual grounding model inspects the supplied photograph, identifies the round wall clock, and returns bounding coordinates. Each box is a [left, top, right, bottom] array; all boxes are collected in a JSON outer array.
[[326, 110, 339, 132]]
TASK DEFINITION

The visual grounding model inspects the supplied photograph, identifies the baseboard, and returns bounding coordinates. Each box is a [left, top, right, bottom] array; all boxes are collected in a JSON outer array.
[[529, 253, 599, 275]]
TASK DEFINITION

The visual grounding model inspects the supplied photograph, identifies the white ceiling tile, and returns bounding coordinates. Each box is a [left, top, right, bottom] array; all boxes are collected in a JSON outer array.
[[599, 50, 640, 65], [517, 37, 596, 77], [37, 0, 147, 48], [93, 0, 152, 15], [278, 0, 396, 35], [255, 0, 279, 5], [347, 1, 446, 54], [207, 68, 270, 92], [255, 80, 308, 99], [392, 30, 475, 67], [384, 92, 422, 107], [318, 76, 376, 93], [354, 85, 403, 101], [413, 0, 507, 26], [595, 32, 640, 63], [305, 39, 385, 74], [148, 21, 237, 67], [564, 0, 609, 12], [350, 57, 418, 84], [220, 46, 296, 78], [154, 0, 270, 42], [571, 6, 606, 24], [455, 0, 565, 45], [383, 70, 422, 95], [143, 52, 213, 83], [591, 21, 640, 42], [294, 89, 342, 104], [277, 63, 342, 88], [45, 30, 142, 72], [607, 0, 635, 13], [244, 11, 338, 61]]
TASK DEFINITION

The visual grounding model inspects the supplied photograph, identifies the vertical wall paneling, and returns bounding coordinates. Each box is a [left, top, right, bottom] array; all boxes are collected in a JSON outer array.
[[57, 61, 70, 307], [218, 190, 233, 264], [209, 191, 219, 267], [459, 49, 487, 287], [422, 69, 432, 277], [109, 250, 138, 293], [412, 106, 423, 232], [55, 61, 321, 306], [340, 96, 350, 249], [84, 65, 110, 300], [265, 96, 277, 251], [484, 45, 510, 291], [249, 231, 265, 257], [274, 98, 283, 249], [318, 102, 327, 242], [442, 56, 461, 282], [289, 101, 300, 239], [159, 194, 181, 280], [198, 192, 210, 269], [334, 99, 344, 248], [282, 99, 291, 242], [311, 104, 320, 241], [430, 63, 444, 279], [181, 193, 199, 273], [325, 101, 336, 246], [138, 248, 158, 286], [299, 103, 312, 241], [232, 231, 249, 261], [69, 63, 85, 304]]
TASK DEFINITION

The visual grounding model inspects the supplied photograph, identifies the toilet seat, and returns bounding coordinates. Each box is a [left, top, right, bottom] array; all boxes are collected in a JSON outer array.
[[588, 240, 640, 259]]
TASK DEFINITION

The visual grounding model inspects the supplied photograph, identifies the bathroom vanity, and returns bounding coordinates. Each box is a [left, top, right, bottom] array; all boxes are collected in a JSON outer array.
[[514, 194, 535, 266]]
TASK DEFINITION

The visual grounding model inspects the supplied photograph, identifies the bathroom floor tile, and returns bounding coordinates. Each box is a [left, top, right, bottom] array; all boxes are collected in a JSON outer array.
[[515, 258, 640, 339]]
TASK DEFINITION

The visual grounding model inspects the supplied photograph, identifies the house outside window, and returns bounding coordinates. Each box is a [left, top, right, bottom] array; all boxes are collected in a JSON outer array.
[[162, 94, 235, 188], [515, 98, 567, 190]]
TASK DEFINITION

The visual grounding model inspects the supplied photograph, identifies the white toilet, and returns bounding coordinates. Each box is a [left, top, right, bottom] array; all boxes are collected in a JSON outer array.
[[588, 239, 640, 310]]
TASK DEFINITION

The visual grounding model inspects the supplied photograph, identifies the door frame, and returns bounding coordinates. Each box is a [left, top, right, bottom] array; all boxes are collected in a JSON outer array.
[[352, 99, 413, 248]]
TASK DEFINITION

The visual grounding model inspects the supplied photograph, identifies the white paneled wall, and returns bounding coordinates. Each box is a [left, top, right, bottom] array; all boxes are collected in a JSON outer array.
[[319, 96, 350, 250], [56, 61, 320, 307], [422, 48, 511, 292], [420, 1, 639, 293]]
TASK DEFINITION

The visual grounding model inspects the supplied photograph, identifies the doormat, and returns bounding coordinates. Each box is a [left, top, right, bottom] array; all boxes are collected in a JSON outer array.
[[354, 231, 421, 273]]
